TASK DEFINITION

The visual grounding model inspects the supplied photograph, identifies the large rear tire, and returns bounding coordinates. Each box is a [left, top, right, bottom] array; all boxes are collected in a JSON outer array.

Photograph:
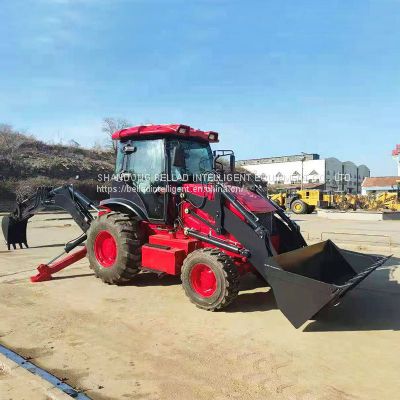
[[291, 199, 308, 214], [181, 248, 239, 311], [86, 212, 143, 284]]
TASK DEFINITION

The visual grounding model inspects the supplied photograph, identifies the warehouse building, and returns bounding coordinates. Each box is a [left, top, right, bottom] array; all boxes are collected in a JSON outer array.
[[237, 154, 370, 193], [361, 177, 400, 195]]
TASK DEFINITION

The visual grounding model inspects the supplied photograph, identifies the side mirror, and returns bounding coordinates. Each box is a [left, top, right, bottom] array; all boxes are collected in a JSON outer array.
[[119, 172, 133, 181], [172, 144, 186, 168], [123, 145, 136, 154], [212, 150, 236, 173]]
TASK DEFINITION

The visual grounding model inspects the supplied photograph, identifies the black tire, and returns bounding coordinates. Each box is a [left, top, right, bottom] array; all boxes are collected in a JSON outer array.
[[181, 248, 239, 311], [291, 199, 308, 214], [86, 212, 143, 284], [307, 205, 316, 214]]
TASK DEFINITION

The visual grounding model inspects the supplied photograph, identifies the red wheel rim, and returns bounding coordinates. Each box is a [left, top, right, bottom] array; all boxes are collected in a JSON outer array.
[[94, 230, 117, 268], [190, 263, 217, 297]]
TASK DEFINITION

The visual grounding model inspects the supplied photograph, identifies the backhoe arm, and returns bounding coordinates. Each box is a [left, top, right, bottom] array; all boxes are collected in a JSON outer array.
[[2, 185, 96, 249]]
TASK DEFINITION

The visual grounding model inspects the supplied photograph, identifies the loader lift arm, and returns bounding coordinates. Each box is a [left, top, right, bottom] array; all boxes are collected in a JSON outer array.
[[240, 176, 307, 248], [2, 185, 97, 250]]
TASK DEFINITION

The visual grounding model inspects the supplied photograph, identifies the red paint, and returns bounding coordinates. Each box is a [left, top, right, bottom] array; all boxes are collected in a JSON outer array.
[[111, 124, 219, 143], [180, 183, 279, 259], [235, 261, 253, 275], [141, 183, 282, 276], [141, 244, 186, 275], [182, 183, 276, 213], [233, 188, 276, 213], [98, 206, 111, 217], [149, 234, 200, 253], [94, 230, 117, 268], [91, 181, 281, 278], [30, 247, 88, 283], [190, 263, 217, 297]]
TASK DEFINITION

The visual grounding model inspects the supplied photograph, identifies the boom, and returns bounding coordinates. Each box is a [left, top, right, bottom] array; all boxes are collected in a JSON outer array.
[[2, 185, 97, 250]]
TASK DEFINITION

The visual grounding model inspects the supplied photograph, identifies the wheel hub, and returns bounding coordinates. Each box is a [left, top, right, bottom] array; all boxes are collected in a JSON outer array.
[[94, 230, 117, 268], [190, 263, 217, 297]]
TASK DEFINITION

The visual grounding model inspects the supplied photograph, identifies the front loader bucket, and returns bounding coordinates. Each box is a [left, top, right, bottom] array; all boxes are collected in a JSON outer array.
[[263, 240, 390, 328], [1, 215, 29, 250]]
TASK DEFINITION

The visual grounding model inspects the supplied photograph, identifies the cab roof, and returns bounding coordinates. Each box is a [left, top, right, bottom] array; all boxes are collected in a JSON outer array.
[[111, 124, 219, 143]]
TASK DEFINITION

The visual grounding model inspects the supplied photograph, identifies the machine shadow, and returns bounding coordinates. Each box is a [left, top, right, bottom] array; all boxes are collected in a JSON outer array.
[[304, 256, 400, 332], [29, 243, 67, 249], [52, 273, 95, 280], [226, 274, 276, 313], [227, 290, 277, 313], [122, 271, 181, 287]]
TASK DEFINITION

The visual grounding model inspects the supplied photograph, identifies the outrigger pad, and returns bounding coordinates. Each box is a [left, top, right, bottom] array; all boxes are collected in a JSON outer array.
[[1, 215, 29, 250], [264, 240, 390, 328]]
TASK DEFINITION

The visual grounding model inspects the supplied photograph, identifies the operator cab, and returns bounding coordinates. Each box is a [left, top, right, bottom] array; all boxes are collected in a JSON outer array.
[[110, 124, 226, 223]]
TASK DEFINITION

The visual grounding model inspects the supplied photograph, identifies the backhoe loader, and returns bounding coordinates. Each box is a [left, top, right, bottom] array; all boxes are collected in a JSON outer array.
[[2, 124, 389, 328]]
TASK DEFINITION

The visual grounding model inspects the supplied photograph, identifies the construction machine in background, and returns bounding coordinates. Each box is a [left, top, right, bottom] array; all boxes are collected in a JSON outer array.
[[355, 182, 400, 211], [333, 193, 360, 211], [2, 124, 390, 328], [270, 190, 365, 214], [361, 191, 400, 212], [270, 189, 334, 214]]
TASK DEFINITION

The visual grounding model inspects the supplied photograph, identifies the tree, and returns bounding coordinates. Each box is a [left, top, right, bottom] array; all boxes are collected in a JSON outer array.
[[0, 124, 35, 163], [102, 117, 131, 151]]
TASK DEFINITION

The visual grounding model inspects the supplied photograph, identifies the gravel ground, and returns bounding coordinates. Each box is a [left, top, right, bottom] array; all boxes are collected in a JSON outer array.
[[0, 213, 399, 400]]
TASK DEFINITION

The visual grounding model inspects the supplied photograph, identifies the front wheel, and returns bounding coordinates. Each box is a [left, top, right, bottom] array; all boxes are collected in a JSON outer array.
[[181, 248, 239, 311]]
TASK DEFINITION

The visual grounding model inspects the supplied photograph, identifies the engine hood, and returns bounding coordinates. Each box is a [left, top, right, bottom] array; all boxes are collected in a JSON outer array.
[[231, 187, 277, 213], [181, 183, 277, 213]]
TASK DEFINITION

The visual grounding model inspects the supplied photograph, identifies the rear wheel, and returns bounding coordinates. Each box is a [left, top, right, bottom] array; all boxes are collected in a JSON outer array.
[[181, 248, 239, 311], [291, 200, 308, 214], [86, 212, 143, 284]]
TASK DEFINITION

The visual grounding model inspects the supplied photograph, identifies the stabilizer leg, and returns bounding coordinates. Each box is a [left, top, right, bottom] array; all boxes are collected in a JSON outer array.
[[31, 247, 87, 282]]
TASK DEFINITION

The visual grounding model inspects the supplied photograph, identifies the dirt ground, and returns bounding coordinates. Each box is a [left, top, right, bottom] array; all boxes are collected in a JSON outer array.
[[1, 213, 400, 400]]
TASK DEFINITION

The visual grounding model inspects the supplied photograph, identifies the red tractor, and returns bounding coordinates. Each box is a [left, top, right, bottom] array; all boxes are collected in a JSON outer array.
[[2, 124, 389, 328]]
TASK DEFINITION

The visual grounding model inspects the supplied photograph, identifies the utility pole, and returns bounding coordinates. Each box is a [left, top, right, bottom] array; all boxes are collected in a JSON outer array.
[[393, 145, 400, 176], [300, 153, 307, 191]]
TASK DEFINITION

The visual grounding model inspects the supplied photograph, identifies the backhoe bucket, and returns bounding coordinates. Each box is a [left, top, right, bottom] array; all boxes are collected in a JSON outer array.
[[1, 215, 29, 250], [263, 240, 390, 328]]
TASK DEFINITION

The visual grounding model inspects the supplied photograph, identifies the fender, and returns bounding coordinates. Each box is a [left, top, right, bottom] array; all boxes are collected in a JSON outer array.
[[100, 198, 148, 221]]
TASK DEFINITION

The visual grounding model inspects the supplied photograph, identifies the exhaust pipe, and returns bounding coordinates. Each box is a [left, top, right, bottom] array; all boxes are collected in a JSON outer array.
[[261, 240, 390, 328], [1, 215, 29, 250]]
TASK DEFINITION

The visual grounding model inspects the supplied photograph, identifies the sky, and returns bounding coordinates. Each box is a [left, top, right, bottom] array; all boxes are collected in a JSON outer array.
[[1, 0, 400, 176]]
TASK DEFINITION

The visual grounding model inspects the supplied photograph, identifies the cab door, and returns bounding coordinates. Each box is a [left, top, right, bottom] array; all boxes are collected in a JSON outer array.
[[114, 138, 167, 221]]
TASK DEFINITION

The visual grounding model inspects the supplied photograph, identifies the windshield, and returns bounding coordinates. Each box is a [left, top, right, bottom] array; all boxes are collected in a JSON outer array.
[[168, 139, 213, 181]]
